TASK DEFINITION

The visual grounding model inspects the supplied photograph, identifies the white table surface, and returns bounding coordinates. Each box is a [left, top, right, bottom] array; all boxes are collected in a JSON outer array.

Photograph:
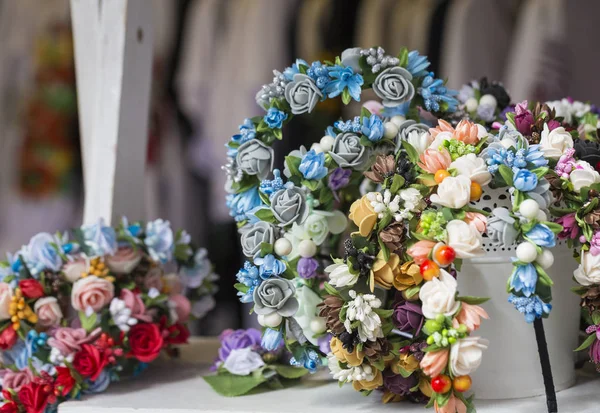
[[59, 358, 600, 413]]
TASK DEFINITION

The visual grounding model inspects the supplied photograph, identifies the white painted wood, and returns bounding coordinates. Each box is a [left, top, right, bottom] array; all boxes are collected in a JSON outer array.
[[71, 0, 153, 225]]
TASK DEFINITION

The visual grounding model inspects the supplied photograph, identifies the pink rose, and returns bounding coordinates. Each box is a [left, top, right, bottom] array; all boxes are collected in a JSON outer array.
[[169, 294, 191, 323], [163, 273, 183, 295], [464, 212, 487, 234], [0, 368, 33, 392], [407, 240, 436, 265], [47, 327, 101, 356], [71, 276, 114, 312], [106, 246, 142, 274], [33, 297, 63, 327], [362, 100, 384, 116], [144, 267, 164, 292], [418, 148, 452, 174], [0, 282, 13, 320], [120, 289, 151, 322], [62, 258, 87, 283]]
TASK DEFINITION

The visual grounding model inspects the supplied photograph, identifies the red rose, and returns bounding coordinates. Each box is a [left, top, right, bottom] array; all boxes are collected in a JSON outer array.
[[163, 323, 190, 345], [55, 366, 76, 397], [128, 323, 163, 363], [0, 390, 17, 413], [18, 382, 50, 413], [19, 279, 45, 299], [73, 344, 108, 381], [0, 327, 17, 350]]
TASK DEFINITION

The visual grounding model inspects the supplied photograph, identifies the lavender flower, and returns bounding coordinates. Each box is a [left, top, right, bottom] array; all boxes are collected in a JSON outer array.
[[297, 257, 319, 279], [328, 168, 351, 191], [217, 328, 262, 363]]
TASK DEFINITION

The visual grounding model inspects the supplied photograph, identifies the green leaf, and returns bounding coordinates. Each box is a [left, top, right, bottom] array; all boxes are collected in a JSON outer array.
[[542, 221, 563, 234], [301, 179, 320, 192], [401, 140, 420, 165], [457, 296, 490, 305], [592, 311, 600, 326], [234, 283, 249, 293], [324, 282, 340, 297], [436, 391, 451, 407], [273, 128, 283, 140], [398, 47, 409, 68], [441, 207, 454, 222], [377, 212, 393, 232], [394, 365, 413, 378], [498, 164, 514, 186], [259, 190, 271, 206], [254, 208, 276, 223], [79, 311, 98, 333], [574, 333, 596, 352], [404, 285, 420, 299], [260, 242, 274, 257], [273, 364, 309, 379], [531, 167, 549, 179], [203, 373, 267, 397], [361, 107, 372, 118], [571, 285, 588, 295], [378, 239, 390, 261], [285, 156, 302, 178], [390, 174, 405, 194], [373, 308, 394, 318], [342, 89, 351, 105]]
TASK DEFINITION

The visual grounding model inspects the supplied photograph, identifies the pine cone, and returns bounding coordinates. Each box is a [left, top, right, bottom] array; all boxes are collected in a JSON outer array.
[[380, 222, 406, 254], [582, 286, 600, 312], [584, 210, 600, 230], [363, 338, 391, 361], [318, 295, 345, 335], [545, 173, 564, 204], [364, 155, 396, 183]]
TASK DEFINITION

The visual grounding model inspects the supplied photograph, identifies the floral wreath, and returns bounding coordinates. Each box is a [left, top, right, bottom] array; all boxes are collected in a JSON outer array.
[[0, 218, 218, 412]]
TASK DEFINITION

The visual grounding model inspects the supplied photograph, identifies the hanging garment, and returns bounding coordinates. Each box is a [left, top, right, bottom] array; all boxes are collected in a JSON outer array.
[[355, 0, 396, 50], [406, 0, 435, 53], [426, 0, 451, 75], [296, 0, 332, 63]]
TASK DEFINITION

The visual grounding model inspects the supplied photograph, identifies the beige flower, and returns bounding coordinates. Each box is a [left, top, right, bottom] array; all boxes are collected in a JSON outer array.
[[349, 195, 378, 237], [330, 337, 365, 367], [393, 261, 422, 291]]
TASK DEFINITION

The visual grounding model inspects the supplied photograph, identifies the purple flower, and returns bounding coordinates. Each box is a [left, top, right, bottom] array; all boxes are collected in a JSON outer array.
[[556, 213, 579, 240], [591, 232, 600, 256], [297, 257, 319, 279], [217, 328, 262, 363], [392, 298, 424, 335], [318, 333, 332, 354], [555, 148, 576, 179], [328, 168, 351, 191], [514, 100, 534, 135], [383, 370, 417, 396], [590, 338, 600, 364]]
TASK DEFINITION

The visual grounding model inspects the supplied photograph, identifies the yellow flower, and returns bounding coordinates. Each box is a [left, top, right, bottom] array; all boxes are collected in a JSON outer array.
[[352, 368, 383, 391], [371, 250, 401, 290], [393, 261, 423, 291], [392, 353, 419, 375], [330, 337, 365, 367], [349, 195, 378, 237]]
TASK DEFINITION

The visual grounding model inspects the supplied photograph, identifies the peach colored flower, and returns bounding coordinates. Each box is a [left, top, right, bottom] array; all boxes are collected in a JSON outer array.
[[71, 276, 114, 312], [144, 267, 165, 291], [349, 195, 378, 237], [163, 273, 184, 295], [420, 349, 449, 378], [170, 294, 191, 323], [47, 327, 101, 355], [0, 368, 33, 391], [435, 393, 467, 413], [418, 148, 452, 174], [429, 119, 455, 139], [453, 119, 480, 144], [0, 283, 12, 321], [62, 258, 87, 283], [106, 246, 142, 274], [454, 303, 489, 332], [121, 289, 151, 322], [407, 240, 436, 265], [464, 212, 487, 234], [34, 297, 63, 327]]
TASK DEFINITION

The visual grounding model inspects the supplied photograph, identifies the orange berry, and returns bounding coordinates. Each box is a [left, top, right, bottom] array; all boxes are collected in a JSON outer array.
[[431, 374, 452, 393], [434, 169, 451, 184], [470, 182, 482, 201], [453, 375, 472, 392], [420, 260, 440, 281], [434, 245, 456, 267]]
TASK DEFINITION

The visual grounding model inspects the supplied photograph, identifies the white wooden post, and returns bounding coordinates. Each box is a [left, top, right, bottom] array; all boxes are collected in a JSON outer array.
[[71, 0, 153, 226]]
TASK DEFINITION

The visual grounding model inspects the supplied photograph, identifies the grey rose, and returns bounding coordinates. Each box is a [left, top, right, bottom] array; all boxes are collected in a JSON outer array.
[[271, 187, 309, 226], [372, 67, 415, 107], [236, 139, 274, 180], [253, 278, 299, 317], [524, 178, 554, 210], [284, 74, 322, 115], [487, 207, 518, 247], [397, 119, 429, 143], [341, 47, 362, 73], [239, 221, 277, 258], [330, 132, 369, 170]]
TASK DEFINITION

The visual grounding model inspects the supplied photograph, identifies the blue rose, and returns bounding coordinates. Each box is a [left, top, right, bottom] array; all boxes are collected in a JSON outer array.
[[144, 219, 174, 263], [226, 187, 263, 222], [525, 224, 556, 248], [254, 254, 286, 280], [299, 150, 328, 180], [361, 114, 384, 142], [509, 263, 537, 297], [24, 233, 63, 276], [263, 108, 288, 129], [82, 219, 117, 257], [261, 328, 284, 351], [84, 369, 111, 394], [513, 169, 538, 192]]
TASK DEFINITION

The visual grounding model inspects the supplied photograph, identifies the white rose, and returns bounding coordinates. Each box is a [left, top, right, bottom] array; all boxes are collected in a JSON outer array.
[[574, 251, 600, 286], [449, 153, 492, 186], [546, 99, 573, 123], [539, 124, 573, 159], [407, 131, 433, 155], [62, 259, 87, 283], [223, 347, 265, 376], [428, 131, 452, 151], [450, 336, 489, 376], [399, 188, 423, 211], [446, 220, 485, 259], [430, 175, 471, 209], [293, 284, 325, 346], [570, 160, 600, 192], [303, 214, 329, 245], [325, 263, 359, 288], [0, 283, 13, 320], [419, 269, 460, 319]]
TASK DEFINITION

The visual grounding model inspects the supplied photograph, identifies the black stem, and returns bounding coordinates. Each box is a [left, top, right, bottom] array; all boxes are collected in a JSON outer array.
[[533, 318, 558, 413]]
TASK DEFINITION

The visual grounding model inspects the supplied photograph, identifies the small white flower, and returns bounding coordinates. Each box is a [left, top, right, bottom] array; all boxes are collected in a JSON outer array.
[[367, 190, 401, 218], [109, 298, 138, 332], [344, 290, 383, 342], [148, 288, 160, 299], [328, 354, 376, 383], [399, 188, 424, 212], [325, 263, 359, 288], [49, 347, 74, 366]]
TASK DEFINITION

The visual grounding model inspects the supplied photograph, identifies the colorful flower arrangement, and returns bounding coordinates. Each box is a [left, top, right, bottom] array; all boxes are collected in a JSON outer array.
[[0, 218, 218, 412]]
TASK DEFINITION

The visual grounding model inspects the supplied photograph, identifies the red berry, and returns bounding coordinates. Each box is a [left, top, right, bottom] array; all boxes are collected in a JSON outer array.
[[435, 245, 456, 267], [431, 374, 452, 394], [420, 260, 440, 281]]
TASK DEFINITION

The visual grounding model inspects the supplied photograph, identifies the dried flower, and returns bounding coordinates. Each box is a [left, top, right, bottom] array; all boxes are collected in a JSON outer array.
[[380, 222, 406, 254], [318, 295, 345, 335], [364, 155, 396, 183]]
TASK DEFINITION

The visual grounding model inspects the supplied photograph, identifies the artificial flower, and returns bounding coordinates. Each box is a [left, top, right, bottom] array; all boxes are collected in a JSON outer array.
[[361, 114, 385, 142], [393, 261, 422, 291], [128, 323, 164, 363], [253, 278, 299, 317], [217, 328, 261, 363], [513, 169, 538, 192], [270, 187, 309, 227], [18, 382, 51, 413], [18, 279, 44, 299], [407, 240, 436, 265], [0, 327, 17, 350], [349, 195, 378, 237], [446, 220, 485, 259], [430, 175, 471, 209], [84, 369, 111, 394], [435, 393, 467, 413], [261, 328, 284, 351], [525, 224, 556, 248], [449, 153, 492, 185], [464, 212, 487, 233], [352, 367, 383, 391], [299, 149, 328, 180], [486, 207, 518, 246], [33, 297, 63, 327], [419, 270, 460, 319], [73, 344, 108, 381], [0, 368, 33, 392], [570, 160, 600, 192], [449, 337, 489, 376], [23, 233, 63, 276], [105, 246, 142, 274], [0, 282, 12, 320], [455, 303, 489, 332], [81, 219, 117, 257], [418, 148, 452, 174], [383, 370, 417, 396], [223, 347, 265, 376], [344, 290, 383, 342], [420, 349, 449, 378], [324, 65, 363, 102], [392, 299, 424, 335], [574, 250, 600, 286], [372, 67, 414, 107], [71, 276, 114, 313], [285, 74, 322, 114], [330, 336, 365, 367], [330, 132, 369, 169], [539, 124, 574, 159], [61, 258, 87, 283], [372, 250, 402, 290]]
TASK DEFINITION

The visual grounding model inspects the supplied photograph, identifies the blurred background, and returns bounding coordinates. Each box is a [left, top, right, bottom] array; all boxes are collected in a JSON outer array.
[[0, 0, 599, 335]]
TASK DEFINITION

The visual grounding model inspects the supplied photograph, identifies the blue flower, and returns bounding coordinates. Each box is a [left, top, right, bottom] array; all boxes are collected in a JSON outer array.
[[254, 254, 286, 280], [508, 294, 552, 323], [526, 224, 556, 248], [144, 219, 174, 263], [525, 144, 549, 167], [226, 187, 263, 222], [418, 73, 458, 112], [509, 263, 537, 297], [260, 169, 286, 197], [180, 248, 213, 288], [3, 339, 30, 370], [299, 150, 328, 180], [121, 217, 142, 240], [361, 114, 384, 142], [513, 169, 538, 192], [290, 348, 321, 373], [264, 108, 288, 129], [283, 59, 308, 81], [81, 219, 117, 257], [307, 61, 332, 90], [84, 369, 111, 394], [334, 116, 362, 133], [324, 65, 363, 102], [261, 328, 284, 351], [0, 252, 23, 287], [27, 330, 48, 354], [236, 261, 260, 303], [231, 118, 257, 145], [23, 233, 63, 276], [381, 101, 410, 118], [406, 50, 430, 77]]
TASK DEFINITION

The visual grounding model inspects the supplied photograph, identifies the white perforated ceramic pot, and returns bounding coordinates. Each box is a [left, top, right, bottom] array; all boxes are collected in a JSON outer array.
[[457, 187, 579, 399]]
